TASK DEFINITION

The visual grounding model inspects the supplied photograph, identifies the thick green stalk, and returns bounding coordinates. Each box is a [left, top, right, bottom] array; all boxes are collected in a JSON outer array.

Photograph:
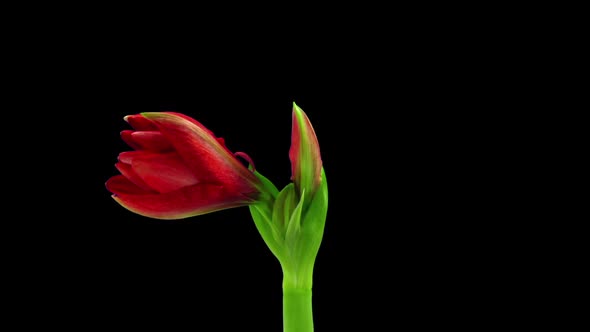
[[282, 261, 315, 332], [283, 287, 313, 332]]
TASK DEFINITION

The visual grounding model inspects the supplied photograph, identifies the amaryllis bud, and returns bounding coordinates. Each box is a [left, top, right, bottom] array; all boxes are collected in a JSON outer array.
[[289, 103, 323, 199]]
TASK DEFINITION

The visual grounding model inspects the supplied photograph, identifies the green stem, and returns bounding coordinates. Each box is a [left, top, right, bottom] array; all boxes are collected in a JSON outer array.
[[283, 287, 313, 332]]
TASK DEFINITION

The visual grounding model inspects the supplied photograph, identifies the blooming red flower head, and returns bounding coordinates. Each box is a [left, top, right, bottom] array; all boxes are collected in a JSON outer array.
[[106, 112, 264, 219]]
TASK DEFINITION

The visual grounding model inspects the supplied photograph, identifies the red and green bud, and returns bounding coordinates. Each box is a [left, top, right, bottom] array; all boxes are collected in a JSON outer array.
[[289, 102, 323, 199]]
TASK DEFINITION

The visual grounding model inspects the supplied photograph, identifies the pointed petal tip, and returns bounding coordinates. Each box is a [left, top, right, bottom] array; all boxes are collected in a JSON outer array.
[[123, 114, 145, 122], [292, 101, 303, 113]]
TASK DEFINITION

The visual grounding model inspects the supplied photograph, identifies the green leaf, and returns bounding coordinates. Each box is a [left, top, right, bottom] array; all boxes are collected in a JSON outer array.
[[302, 168, 328, 232], [253, 170, 279, 197], [285, 189, 305, 254], [297, 168, 328, 268], [252, 170, 279, 211], [272, 183, 297, 235], [248, 170, 283, 260], [249, 204, 283, 260]]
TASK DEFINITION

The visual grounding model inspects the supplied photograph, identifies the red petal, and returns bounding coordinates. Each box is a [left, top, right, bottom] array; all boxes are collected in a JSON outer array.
[[163, 112, 216, 136], [115, 162, 154, 191], [118, 151, 146, 164], [131, 131, 173, 152], [163, 113, 231, 153], [121, 130, 141, 150], [141, 112, 260, 193], [124, 114, 158, 131], [131, 152, 200, 193], [162, 113, 234, 157], [106, 175, 152, 195], [112, 183, 253, 220], [289, 110, 301, 181]]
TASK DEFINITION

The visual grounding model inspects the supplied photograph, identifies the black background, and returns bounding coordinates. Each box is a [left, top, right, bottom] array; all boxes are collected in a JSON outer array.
[[15, 10, 524, 330]]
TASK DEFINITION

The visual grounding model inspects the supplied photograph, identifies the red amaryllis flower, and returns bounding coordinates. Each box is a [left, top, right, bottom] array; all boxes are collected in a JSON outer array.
[[106, 112, 264, 219]]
